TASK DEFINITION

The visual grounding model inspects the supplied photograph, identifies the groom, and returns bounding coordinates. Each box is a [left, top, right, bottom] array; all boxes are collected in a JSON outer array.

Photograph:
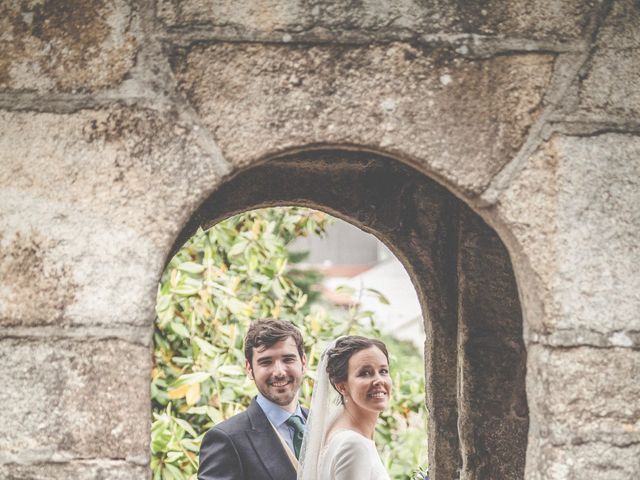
[[198, 319, 308, 480]]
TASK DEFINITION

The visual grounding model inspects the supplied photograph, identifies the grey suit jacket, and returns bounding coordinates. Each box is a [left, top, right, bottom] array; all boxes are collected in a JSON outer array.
[[198, 398, 306, 480]]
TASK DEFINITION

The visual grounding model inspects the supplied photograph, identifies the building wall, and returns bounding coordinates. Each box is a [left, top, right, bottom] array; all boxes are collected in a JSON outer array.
[[289, 218, 380, 267], [1, 1, 639, 478]]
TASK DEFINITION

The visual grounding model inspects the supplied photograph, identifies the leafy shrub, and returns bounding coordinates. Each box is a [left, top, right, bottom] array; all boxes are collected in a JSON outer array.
[[151, 207, 427, 479]]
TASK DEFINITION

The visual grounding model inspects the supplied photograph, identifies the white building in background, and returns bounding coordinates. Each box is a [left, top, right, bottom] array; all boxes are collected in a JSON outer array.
[[289, 217, 425, 350]]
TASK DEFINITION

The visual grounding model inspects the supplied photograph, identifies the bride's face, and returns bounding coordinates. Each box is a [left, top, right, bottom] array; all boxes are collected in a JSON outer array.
[[338, 346, 391, 413]]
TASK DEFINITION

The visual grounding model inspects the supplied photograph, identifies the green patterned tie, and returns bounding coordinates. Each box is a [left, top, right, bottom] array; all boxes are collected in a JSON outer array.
[[285, 414, 305, 459]]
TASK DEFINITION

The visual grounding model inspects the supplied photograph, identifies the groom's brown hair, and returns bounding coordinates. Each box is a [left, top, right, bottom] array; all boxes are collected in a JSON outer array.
[[244, 318, 305, 366]]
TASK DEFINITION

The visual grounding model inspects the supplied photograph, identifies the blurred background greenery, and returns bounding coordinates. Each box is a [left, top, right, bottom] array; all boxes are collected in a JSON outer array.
[[151, 207, 428, 479]]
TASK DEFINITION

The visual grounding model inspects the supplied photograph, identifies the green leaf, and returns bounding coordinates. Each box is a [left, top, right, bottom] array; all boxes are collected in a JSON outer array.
[[365, 287, 391, 305], [150, 419, 172, 454], [220, 386, 236, 402], [225, 298, 246, 315], [164, 462, 187, 480], [181, 437, 202, 452], [206, 406, 224, 424], [228, 239, 249, 256], [166, 451, 183, 463], [174, 417, 198, 438], [217, 365, 245, 376], [177, 262, 206, 274], [170, 285, 200, 296], [335, 285, 356, 296], [185, 405, 208, 415], [156, 294, 173, 313], [172, 371, 211, 387], [171, 322, 191, 338], [193, 337, 221, 357], [287, 250, 310, 263]]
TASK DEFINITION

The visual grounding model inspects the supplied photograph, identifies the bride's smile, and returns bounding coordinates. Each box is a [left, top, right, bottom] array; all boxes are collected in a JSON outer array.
[[367, 390, 387, 398]]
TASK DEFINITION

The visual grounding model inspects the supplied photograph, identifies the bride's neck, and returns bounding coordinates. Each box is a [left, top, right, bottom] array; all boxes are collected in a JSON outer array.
[[341, 404, 379, 439]]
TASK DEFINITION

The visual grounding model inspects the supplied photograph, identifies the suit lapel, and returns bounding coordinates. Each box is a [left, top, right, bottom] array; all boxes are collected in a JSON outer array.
[[246, 399, 297, 480]]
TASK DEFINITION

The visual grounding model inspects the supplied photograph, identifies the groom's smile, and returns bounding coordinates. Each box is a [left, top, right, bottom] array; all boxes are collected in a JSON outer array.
[[246, 336, 307, 412], [269, 379, 292, 387]]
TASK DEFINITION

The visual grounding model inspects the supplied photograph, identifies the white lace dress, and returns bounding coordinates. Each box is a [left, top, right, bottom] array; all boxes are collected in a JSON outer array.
[[318, 430, 391, 480]]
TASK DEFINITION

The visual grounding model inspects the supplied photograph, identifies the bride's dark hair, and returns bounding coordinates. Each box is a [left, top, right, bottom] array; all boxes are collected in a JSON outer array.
[[326, 335, 389, 404]]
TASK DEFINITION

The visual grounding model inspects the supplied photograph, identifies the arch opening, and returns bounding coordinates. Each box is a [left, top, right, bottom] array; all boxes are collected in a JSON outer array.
[[166, 149, 529, 479], [153, 205, 429, 478]]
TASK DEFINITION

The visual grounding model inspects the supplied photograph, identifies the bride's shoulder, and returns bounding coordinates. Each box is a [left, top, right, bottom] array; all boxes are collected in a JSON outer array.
[[322, 429, 376, 470]]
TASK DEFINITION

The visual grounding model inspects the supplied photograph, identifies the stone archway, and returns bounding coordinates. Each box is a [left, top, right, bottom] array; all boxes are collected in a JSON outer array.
[[3, 2, 638, 479], [173, 149, 528, 479]]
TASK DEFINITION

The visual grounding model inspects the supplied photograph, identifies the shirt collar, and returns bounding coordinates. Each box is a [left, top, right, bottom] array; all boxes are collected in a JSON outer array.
[[256, 393, 304, 428]]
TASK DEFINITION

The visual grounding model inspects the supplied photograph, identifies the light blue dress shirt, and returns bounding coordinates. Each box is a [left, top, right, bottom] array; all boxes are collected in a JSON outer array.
[[256, 393, 306, 454]]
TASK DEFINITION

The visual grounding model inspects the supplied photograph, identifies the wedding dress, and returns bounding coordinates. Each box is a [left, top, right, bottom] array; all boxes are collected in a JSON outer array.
[[298, 339, 390, 480], [318, 429, 390, 480]]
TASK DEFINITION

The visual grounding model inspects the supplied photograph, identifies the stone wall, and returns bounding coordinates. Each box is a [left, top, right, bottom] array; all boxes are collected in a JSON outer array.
[[1, 1, 639, 478]]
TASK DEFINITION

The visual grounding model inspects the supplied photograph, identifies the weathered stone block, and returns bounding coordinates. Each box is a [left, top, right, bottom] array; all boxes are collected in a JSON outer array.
[[0, 107, 224, 328], [0, 460, 147, 480], [0, 209, 159, 329], [158, 0, 592, 41], [0, 0, 139, 93], [496, 134, 640, 339], [0, 338, 150, 463], [527, 346, 640, 449], [461, 416, 529, 479], [174, 43, 553, 194], [528, 442, 640, 480], [560, 0, 640, 121]]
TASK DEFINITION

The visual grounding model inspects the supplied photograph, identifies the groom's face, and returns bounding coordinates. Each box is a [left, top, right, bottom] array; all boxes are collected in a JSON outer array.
[[246, 336, 307, 412]]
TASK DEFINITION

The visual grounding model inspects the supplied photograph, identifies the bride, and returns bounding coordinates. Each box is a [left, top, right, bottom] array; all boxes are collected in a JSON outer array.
[[298, 336, 392, 480]]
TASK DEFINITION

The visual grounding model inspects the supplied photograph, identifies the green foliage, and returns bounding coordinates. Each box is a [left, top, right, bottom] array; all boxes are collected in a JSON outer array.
[[151, 207, 428, 479]]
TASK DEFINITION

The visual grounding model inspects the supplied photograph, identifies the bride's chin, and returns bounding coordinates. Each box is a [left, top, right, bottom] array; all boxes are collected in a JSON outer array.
[[372, 399, 390, 410]]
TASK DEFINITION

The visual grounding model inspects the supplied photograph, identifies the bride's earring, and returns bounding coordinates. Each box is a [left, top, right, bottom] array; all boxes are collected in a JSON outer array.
[[340, 389, 348, 404]]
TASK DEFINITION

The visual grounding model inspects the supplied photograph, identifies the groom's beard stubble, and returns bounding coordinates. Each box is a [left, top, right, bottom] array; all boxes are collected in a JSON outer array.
[[264, 373, 300, 406]]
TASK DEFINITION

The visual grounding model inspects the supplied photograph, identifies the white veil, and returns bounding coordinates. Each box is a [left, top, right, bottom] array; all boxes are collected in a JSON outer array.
[[297, 339, 342, 480]]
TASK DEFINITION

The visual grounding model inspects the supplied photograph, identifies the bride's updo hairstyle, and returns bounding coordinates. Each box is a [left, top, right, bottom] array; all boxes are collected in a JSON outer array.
[[326, 335, 389, 405]]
